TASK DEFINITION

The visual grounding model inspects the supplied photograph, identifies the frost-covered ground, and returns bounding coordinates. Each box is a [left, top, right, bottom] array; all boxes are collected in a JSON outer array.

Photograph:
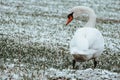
[[0, 0, 120, 79]]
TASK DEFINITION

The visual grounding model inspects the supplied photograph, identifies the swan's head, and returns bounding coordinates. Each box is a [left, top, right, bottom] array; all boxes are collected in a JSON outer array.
[[66, 6, 95, 25], [66, 12, 74, 25], [66, 7, 84, 25]]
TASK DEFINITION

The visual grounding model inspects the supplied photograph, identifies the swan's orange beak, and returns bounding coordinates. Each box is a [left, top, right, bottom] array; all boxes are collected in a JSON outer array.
[[66, 16, 73, 25]]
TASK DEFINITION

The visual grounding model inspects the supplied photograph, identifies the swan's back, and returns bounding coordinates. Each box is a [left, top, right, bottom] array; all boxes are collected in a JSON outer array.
[[70, 27, 104, 58]]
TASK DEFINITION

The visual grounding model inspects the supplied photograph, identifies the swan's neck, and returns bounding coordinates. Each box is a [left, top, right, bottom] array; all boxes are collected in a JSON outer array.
[[71, 6, 97, 27], [84, 9, 96, 27]]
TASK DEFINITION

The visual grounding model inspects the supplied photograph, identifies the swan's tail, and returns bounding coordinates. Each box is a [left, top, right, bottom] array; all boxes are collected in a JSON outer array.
[[70, 48, 97, 60]]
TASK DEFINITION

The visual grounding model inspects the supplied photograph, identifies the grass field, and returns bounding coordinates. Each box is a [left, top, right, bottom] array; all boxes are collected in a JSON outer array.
[[0, 0, 120, 79]]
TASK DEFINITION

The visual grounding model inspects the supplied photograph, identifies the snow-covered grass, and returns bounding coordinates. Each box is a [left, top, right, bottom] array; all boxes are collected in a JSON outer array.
[[0, 0, 120, 79]]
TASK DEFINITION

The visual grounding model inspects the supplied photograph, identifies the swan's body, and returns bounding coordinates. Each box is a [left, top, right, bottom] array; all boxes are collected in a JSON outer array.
[[70, 27, 104, 61], [66, 6, 104, 68]]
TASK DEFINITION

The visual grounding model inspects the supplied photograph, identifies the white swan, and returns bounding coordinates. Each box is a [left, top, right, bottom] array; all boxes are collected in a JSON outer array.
[[66, 6, 104, 69]]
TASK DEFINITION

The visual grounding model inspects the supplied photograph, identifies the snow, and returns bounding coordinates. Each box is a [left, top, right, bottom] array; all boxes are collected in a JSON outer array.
[[0, 0, 120, 52], [0, 0, 120, 79], [0, 64, 119, 80], [44, 68, 120, 79]]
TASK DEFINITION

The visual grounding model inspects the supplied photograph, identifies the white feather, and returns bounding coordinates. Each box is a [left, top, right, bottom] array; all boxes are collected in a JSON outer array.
[[69, 6, 104, 61]]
